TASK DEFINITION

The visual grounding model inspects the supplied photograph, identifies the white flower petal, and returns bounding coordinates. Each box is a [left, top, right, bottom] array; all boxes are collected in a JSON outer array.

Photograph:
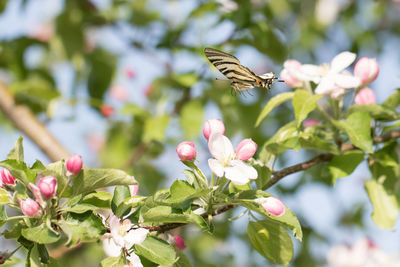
[[208, 133, 234, 160], [125, 228, 149, 248], [225, 160, 258, 185], [315, 75, 335, 94], [208, 158, 225, 177], [127, 252, 143, 267], [334, 74, 361, 88], [103, 238, 122, 257], [330, 51, 356, 73], [298, 64, 322, 83]]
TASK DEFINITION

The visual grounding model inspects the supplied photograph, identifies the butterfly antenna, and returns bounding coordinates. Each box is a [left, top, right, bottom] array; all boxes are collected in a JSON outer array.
[[273, 77, 285, 83]]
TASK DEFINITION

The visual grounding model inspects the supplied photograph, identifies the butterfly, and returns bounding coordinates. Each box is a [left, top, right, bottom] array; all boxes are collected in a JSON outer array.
[[204, 47, 282, 92]]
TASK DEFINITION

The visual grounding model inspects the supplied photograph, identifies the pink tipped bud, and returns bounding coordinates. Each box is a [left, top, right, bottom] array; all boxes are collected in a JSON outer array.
[[100, 104, 114, 117], [280, 59, 303, 88], [66, 154, 83, 175], [173, 235, 186, 250], [354, 57, 379, 85], [303, 119, 321, 127], [203, 119, 225, 140], [255, 197, 286, 217], [355, 88, 376, 105], [20, 198, 41, 217], [236, 138, 257, 161], [176, 142, 197, 161], [0, 169, 16, 186], [38, 176, 57, 199], [125, 67, 135, 79]]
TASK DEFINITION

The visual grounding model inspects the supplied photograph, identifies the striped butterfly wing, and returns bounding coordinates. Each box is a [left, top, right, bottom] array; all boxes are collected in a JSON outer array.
[[204, 47, 261, 91]]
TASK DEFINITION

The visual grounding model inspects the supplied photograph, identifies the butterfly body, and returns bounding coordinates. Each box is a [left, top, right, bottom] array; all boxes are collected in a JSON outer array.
[[204, 47, 277, 92]]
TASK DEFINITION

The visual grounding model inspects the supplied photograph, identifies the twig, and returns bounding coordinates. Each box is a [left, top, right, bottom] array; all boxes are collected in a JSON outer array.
[[0, 82, 70, 162]]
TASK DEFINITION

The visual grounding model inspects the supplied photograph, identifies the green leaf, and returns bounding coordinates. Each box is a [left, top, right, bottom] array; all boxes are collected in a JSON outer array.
[[81, 191, 112, 209], [346, 104, 398, 121], [87, 48, 117, 101], [0, 205, 7, 227], [0, 188, 11, 205], [174, 251, 194, 267], [247, 220, 293, 266], [328, 150, 364, 184], [234, 190, 303, 241], [71, 168, 136, 196], [365, 178, 399, 229], [61, 203, 100, 214], [37, 244, 50, 264], [21, 224, 60, 244], [255, 92, 295, 127], [143, 115, 170, 143], [112, 185, 131, 217], [333, 111, 373, 153], [59, 211, 106, 246], [7, 136, 24, 161], [142, 206, 209, 231], [100, 257, 125, 267], [298, 132, 339, 154], [163, 180, 210, 205], [292, 90, 322, 128], [26, 244, 41, 267], [180, 99, 204, 139], [382, 88, 400, 109], [260, 121, 300, 156], [135, 236, 177, 265], [172, 72, 198, 87]]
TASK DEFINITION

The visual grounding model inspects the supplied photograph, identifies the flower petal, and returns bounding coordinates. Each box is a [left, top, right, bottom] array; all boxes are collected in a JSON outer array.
[[208, 158, 225, 177], [315, 75, 335, 94], [225, 160, 258, 185], [334, 74, 361, 88], [103, 238, 122, 257], [330, 51, 356, 73], [208, 133, 234, 160], [127, 252, 143, 267], [125, 228, 149, 248], [298, 64, 322, 83]]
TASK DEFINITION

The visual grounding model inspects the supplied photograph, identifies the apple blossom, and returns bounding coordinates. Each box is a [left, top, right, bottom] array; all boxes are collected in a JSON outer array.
[[110, 84, 128, 101], [203, 119, 225, 140], [208, 133, 257, 185], [355, 88, 376, 105], [173, 235, 186, 250], [103, 215, 148, 266], [66, 154, 83, 175], [176, 141, 197, 161], [255, 197, 286, 217], [280, 59, 303, 88], [354, 57, 379, 85], [38, 176, 57, 199], [20, 198, 41, 217], [235, 139, 257, 161], [310, 51, 361, 96], [0, 169, 16, 186], [28, 183, 46, 208]]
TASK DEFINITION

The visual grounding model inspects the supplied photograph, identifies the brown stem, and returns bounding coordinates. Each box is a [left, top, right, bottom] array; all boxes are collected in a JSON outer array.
[[0, 83, 70, 162]]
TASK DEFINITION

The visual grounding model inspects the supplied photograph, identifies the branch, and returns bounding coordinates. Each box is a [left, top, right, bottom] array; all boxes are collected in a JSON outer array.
[[145, 130, 400, 232], [0, 83, 70, 162]]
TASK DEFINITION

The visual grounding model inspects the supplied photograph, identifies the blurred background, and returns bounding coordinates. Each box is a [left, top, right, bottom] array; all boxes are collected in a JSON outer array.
[[0, 0, 399, 266]]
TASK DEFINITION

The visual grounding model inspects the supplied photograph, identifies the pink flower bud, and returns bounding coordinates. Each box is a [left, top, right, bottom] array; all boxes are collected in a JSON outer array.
[[20, 198, 41, 217], [110, 84, 128, 101], [256, 197, 286, 217], [38, 176, 57, 199], [354, 57, 379, 85], [0, 169, 16, 186], [100, 104, 114, 117], [203, 119, 225, 140], [235, 138, 257, 161], [176, 142, 197, 161], [173, 235, 186, 250], [303, 119, 321, 127], [280, 59, 303, 88], [125, 67, 135, 79], [355, 88, 376, 105], [66, 154, 83, 175]]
